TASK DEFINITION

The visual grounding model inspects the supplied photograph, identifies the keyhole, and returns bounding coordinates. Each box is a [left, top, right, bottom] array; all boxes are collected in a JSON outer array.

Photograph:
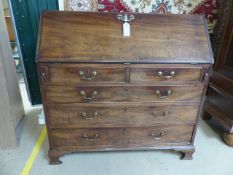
[[124, 108, 127, 112]]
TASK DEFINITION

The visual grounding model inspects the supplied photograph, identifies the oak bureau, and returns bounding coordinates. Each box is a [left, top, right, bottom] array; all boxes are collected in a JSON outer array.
[[36, 11, 213, 164]]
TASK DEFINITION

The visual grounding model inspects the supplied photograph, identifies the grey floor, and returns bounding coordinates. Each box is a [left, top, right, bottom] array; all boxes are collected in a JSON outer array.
[[1, 79, 233, 175]]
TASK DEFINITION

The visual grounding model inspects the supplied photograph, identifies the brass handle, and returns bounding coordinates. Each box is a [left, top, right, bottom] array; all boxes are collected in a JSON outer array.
[[157, 71, 175, 79], [155, 90, 172, 99], [80, 90, 98, 100], [204, 73, 209, 81], [117, 14, 135, 22], [82, 133, 99, 141], [150, 131, 166, 139], [80, 112, 98, 120], [153, 111, 169, 118], [40, 72, 45, 82], [79, 70, 97, 80]]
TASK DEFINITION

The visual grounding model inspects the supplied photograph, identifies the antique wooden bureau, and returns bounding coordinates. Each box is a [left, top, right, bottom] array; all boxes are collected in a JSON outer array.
[[36, 11, 213, 164]]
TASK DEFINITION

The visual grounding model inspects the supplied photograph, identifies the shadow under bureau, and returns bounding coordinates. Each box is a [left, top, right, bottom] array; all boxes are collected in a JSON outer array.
[[36, 11, 213, 164]]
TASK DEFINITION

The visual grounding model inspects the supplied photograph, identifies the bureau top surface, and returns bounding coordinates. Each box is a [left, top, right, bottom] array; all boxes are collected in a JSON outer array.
[[37, 11, 213, 64]]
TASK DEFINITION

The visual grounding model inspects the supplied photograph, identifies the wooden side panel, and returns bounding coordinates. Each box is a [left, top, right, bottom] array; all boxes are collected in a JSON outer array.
[[0, 50, 17, 149], [207, 86, 233, 121], [0, 3, 24, 149], [203, 1, 233, 141], [211, 72, 233, 95]]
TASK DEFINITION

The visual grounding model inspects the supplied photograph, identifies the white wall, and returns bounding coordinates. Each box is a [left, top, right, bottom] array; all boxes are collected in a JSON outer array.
[[58, 0, 64, 10]]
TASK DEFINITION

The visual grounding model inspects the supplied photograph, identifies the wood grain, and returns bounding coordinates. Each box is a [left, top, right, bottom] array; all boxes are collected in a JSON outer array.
[[45, 85, 204, 103], [37, 12, 213, 64], [203, 2, 233, 147], [39, 63, 207, 85], [50, 125, 194, 148], [36, 12, 213, 163], [206, 85, 233, 122], [48, 64, 126, 83], [130, 67, 203, 83], [48, 104, 199, 128]]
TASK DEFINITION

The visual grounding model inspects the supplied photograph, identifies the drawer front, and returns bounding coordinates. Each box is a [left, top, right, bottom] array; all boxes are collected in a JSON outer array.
[[47, 64, 126, 83], [45, 85, 204, 103], [48, 105, 198, 128], [50, 125, 194, 148], [130, 67, 203, 83]]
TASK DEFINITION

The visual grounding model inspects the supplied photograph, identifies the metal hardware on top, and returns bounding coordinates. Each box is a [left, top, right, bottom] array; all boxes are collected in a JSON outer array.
[[150, 131, 166, 139], [117, 13, 135, 37], [82, 133, 99, 141], [156, 89, 172, 99], [157, 70, 175, 79], [80, 112, 98, 120], [80, 90, 98, 100], [117, 13, 135, 23], [79, 70, 97, 80]]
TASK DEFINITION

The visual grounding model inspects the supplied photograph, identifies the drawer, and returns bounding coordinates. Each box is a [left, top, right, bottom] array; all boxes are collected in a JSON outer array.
[[45, 85, 204, 103], [50, 125, 194, 148], [130, 66, 203, 83], [46, 64, 126, 83], [48, 105, 198, 128]]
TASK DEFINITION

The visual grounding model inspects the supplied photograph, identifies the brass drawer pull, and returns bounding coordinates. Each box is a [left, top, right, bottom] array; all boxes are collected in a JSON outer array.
[[157, 70, 175, 79], [153, 111, 169, 118], [82, 133, 99, 141], [79, 70, 97, 80], [155, 90, 172, 99], [150, 131, 166, 139], [80, 112, 98, 120], [80, 90, 98, 100], [40, 72, 45, 82]]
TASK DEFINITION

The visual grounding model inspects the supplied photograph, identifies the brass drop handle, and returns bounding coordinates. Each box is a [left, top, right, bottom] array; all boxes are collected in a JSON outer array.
[[157, 71, 175, 79], [153, 111, 169, 118], [150, 131, 166, 139], [163, 111, 169, 116], [80, 112, 98, 120], [82, 133, 99, 141], [80, 90, 98, 100], [40, 72, 45, 82], [156, 90, 172, 99], [79, 70, 97, 80]]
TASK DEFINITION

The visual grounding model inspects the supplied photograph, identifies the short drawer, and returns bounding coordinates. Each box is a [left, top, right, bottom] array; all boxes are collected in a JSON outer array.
[[130, 66, 204, 83], [48, 105, 198, 128], [45, 64, 126, 83], [50, 125, 194, 148], [45, 85, 204, 103]]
